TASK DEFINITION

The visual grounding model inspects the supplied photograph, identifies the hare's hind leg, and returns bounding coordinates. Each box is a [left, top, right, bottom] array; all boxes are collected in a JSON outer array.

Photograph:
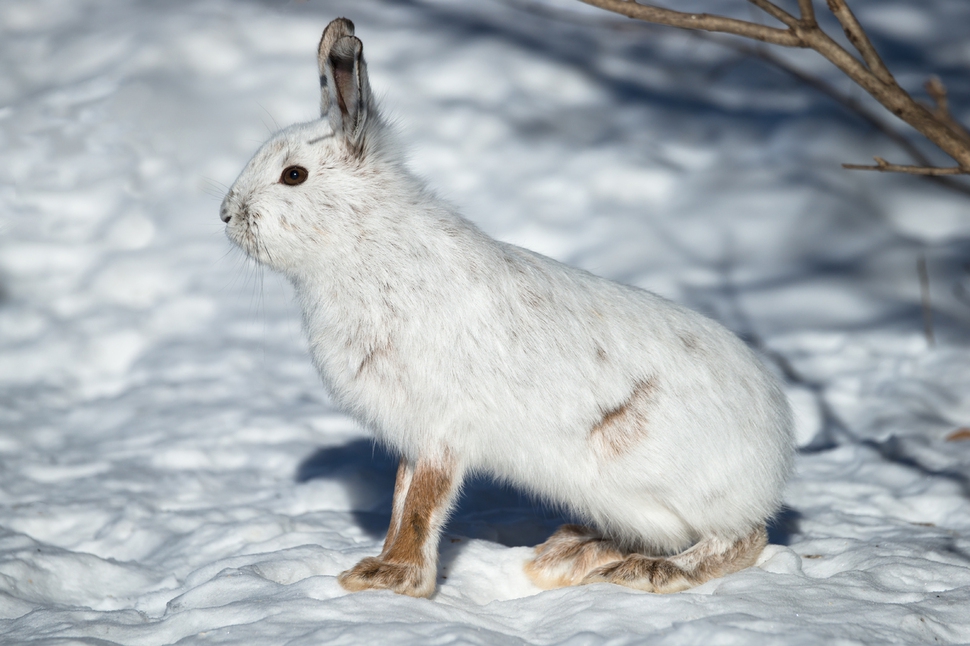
[[581, 525, 767, 593], [525, 525, 628, 589]]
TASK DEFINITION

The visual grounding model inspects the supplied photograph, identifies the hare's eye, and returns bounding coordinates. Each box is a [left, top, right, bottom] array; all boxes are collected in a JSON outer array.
[[281, 166, 308, 186]]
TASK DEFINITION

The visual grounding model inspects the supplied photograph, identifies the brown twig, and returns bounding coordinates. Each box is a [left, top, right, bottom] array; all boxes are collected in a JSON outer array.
[[842, 157, 965, 175], [706, 38, 920, 159], [925, 76, 970, 148], [748, 0, 799, 29], [505, 0, 970, 191], [707, 38, 970, 195], [798, 0, 816, 25], [824, 0, 894, 85], [574, 0, 801, 45], [926, 76, 950, 118], [577, 0, 970, 175]]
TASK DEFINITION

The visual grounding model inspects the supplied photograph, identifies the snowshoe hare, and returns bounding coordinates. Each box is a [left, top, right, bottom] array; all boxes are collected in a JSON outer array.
[[221, 18, 794, 598]]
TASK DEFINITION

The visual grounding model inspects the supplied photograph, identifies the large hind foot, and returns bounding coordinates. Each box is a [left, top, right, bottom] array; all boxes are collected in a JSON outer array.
[[581, 525, 768, 593], [581, 554, 695, 593], [524, 524, 628, 588]]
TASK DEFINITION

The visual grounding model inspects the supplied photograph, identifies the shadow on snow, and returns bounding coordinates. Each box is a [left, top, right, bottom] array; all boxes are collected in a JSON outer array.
[[296, 438, 799, 550]]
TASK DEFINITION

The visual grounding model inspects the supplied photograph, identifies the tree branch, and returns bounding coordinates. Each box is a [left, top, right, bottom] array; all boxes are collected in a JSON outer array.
[[746, 0, 799, 29], [576, 0, 801, 46], [925, 76, 970, 148], [842, 157, 965, 175], [798, 0, 816, 25], [576, 0, 970, 174], [703, 36, 970, 195], [825, 0, 894, 85]]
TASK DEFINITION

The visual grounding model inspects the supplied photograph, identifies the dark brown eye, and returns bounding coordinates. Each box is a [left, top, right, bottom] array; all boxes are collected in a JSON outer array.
[[281, 165, 308, 186]]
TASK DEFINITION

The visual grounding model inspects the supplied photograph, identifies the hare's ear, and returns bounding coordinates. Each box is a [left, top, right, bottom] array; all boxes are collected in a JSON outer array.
[[318, 18, 373, 146], [317, 18, 353, 117]]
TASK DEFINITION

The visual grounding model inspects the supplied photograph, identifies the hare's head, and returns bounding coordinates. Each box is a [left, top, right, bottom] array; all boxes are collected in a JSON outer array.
[[222, 18, 391, 276]]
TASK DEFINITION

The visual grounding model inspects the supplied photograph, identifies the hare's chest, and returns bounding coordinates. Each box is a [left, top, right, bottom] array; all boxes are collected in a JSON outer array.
[[312, 328, 396, 389], [310, 325, 412, 413]]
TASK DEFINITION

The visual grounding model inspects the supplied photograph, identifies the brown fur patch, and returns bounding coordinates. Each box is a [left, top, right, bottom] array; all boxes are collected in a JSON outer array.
[[681, 525, 767, 582], [589, 379, 656, 458], [381, 457, 453, 567], [946, 427, 970, 441], [586, 555, 687, 591], [356, 341, 393, 377], [379, 458, 410, 556], [525, 525, 627, 589], [338, 454, 457, 598], [578, 525, 768, 593], [338, 557, 424, 595]]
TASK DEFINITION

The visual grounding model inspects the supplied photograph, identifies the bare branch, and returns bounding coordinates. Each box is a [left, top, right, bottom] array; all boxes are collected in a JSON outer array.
[[825, 0, 894, 85], [576, 0, 801, 46], [736, 44, 922, 160], [842, 157, 967, 175], [798, 0, 816, 25], [926, 76, 970, 147], [514, 0, 970, 192], [700, 34, 970, 194], [577, 0, 970, 171], [926, 76, 949, 117], [746, 0, 799, 29]]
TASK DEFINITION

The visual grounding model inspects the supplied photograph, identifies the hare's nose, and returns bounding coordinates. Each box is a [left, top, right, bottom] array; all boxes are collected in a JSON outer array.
[[220, 207, 232, 223]]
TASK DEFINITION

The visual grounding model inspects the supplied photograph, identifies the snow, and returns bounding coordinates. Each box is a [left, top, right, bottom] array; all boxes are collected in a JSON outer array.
[[2, 0, 970, 643]]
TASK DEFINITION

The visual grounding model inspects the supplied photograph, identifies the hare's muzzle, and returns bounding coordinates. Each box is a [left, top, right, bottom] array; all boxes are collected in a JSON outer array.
[[219, 198, 232, 223]]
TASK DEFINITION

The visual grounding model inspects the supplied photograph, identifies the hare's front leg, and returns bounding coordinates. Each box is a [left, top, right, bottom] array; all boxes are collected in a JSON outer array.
[[338, 454, 461, 598]]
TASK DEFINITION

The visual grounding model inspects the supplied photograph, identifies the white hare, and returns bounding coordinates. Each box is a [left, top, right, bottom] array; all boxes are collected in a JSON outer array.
[[221, 18, 794, 598]]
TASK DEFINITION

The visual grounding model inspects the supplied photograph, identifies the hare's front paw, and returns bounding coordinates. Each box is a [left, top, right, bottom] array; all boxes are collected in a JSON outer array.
[[338, 557, 434, 598]]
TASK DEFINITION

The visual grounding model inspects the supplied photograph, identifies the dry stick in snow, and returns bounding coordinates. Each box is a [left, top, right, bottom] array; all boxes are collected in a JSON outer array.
[[578, 0, 970, 176]]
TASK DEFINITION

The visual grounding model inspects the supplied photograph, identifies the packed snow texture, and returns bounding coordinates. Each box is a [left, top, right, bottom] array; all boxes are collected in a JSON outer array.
[[2, 0, 970, 643]]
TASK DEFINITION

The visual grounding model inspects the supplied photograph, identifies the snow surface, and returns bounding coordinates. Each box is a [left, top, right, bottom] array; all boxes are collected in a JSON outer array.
[[2, 0, 970, 643]]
